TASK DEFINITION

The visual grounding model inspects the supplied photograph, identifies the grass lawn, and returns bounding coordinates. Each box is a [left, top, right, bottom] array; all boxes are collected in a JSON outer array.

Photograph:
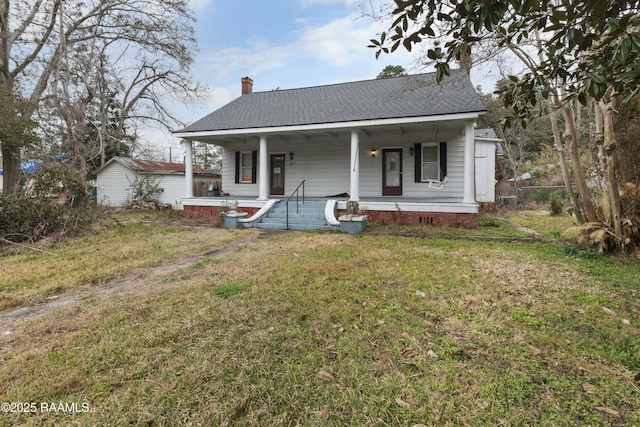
[[505, 210, 577, 238], [1, 212, 639, 426]]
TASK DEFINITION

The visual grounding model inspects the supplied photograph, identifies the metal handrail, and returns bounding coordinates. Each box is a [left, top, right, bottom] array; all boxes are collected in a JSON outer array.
[[285, 180, 305, 230]]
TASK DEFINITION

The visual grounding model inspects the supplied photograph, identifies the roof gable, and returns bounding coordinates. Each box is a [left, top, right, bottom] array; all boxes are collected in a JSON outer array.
[[177, 71, 485, 134]]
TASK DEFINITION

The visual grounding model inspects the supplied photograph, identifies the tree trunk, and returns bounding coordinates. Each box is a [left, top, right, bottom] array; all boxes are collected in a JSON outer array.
[[558, 95, 598, 222], [548, 104, 583, 222], [596, 93, 625, 242], [1, 145, 20, 195], [0, 0, 18, 196]]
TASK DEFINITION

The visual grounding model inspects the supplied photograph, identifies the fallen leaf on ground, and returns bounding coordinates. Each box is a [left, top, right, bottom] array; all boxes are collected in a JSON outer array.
[[595, 406, 619, 417], [316, 369, 334, 381], [395, 397, 410, 408], [582, 382, 595, 394], [527, 344, 542, 356], [402, 347, 419, 358]]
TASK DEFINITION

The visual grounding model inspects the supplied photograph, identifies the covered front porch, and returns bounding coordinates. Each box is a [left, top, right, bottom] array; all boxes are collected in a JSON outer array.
[[178, 118, 479, 228]]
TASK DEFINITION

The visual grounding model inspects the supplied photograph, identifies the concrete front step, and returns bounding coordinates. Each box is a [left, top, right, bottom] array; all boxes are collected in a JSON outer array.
[[260, 216, 327, 225], [251, 200, 338, 231], [253, 222, 338, 231], [264, 212, 326, 220]]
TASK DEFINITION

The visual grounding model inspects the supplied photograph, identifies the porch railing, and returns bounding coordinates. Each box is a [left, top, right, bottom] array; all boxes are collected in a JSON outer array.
[[285, 180, 305, 230]]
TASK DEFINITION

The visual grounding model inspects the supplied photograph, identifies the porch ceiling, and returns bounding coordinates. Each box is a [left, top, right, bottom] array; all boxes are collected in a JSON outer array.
[[191, 120, 465, 146]]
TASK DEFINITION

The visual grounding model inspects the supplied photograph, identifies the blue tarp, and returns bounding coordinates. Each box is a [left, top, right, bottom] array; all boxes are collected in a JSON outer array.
[[0, 154, 68, 175]]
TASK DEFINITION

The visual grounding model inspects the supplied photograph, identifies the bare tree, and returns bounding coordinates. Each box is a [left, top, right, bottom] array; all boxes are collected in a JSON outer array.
[[1, 0, 205, 194]]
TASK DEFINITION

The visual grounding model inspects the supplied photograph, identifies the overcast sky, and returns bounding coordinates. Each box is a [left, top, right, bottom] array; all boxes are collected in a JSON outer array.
[[147, 0, 499, 160]]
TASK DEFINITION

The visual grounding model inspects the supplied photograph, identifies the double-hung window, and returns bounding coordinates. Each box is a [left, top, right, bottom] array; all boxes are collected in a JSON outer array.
[[240, 152, 253, 183], [235, 151, 257, 184], [414, 142, 447, 183], [421, 143, 440, 181]]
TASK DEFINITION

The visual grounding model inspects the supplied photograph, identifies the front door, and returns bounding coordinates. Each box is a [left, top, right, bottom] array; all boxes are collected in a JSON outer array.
[[382, 149, 403, 196], [270, 154, 285, 196]]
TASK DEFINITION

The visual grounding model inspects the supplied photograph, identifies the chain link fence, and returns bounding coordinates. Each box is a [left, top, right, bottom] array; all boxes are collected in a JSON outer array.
[[497, 185, 567, 210]]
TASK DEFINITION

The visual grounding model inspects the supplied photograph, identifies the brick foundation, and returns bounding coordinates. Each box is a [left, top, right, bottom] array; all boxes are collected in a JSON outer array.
[[185, 205, 476, 228], [341, 210, 477, 228]]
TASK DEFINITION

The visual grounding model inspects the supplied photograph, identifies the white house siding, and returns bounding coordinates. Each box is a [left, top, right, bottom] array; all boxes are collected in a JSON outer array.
[[96, 162, 137, 206], [97, 162, 186, 209], [359, 130, 465, 199], [221, 145, 257, 197], [155, 175, 187, 209], [283, 138, 350, 197], [220, 126, 469, 200], [222, 138, 350, 198]]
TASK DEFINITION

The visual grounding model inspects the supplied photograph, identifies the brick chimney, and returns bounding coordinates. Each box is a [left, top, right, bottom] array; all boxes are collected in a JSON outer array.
[[459, 53, 472, 76], [241, 77, 253, 95]]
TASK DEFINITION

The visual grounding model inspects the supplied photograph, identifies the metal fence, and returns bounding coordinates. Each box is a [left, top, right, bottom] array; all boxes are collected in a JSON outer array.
[[497, 185, 567, 209]]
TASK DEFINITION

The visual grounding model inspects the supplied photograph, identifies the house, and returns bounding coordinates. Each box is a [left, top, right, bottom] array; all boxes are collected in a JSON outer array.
[[96, 157, 220, 208], [172, 71, 491, 229]]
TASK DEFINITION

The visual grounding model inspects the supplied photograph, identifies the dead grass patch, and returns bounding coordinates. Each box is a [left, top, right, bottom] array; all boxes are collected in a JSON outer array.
[[0, 214, 257, 311]]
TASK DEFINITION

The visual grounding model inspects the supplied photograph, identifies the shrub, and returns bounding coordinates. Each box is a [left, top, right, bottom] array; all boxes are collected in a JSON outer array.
[[530, 187, 550, 204], [0, 162, 98, 246], [128, 175, 162, 208], [549, 190, 565, 215]]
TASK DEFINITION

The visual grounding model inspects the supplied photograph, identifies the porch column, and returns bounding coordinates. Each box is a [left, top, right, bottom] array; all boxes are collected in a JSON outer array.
[[183, 139, 193, 198], [350, 129, 360, 201], [463, 120, 475, 203], [258, 135, 269, 200]]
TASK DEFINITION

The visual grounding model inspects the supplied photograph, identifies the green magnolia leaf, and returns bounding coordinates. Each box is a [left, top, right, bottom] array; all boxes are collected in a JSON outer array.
[[590, 81, 607, 100], [402, 39, 413, 52], [619, 37, 631, 65], [578, 91, 588, 105], [441, 62, 450, 76]]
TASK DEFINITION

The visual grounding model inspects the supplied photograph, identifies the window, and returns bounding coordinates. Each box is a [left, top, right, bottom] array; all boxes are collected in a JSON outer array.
[[421, 143, 439, 181], [240, 152, 253, 183], [414, 142, 447, 183], [235, 151, 257, 184]]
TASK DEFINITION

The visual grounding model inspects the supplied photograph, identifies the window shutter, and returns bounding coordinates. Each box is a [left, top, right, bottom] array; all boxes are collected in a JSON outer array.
[[414, 143, 421, 183], [439, 142, 447, 180], [251, 151, 257, 183], [234, 152, 240, 184]]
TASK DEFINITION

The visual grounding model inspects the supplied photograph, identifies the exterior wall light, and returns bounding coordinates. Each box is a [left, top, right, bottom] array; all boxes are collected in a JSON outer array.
[[289, 152, 294, 160], [370, 149, 377, 158]]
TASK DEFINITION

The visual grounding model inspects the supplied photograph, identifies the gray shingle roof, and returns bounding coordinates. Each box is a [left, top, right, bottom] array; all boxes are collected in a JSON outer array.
[[177, 70, 485, 133], [475, 128, 499, 139]]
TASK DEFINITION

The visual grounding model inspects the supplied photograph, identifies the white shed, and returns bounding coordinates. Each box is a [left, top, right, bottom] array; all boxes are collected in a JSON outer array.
[[96, 157, 219, 209]]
